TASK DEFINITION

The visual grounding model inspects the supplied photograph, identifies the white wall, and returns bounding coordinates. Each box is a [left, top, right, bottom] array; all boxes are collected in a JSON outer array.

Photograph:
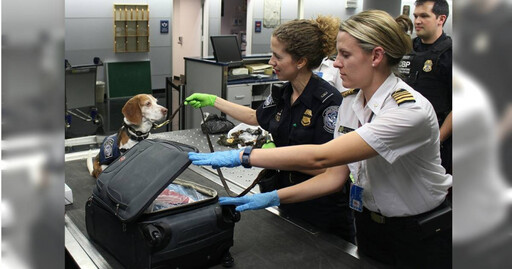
[[303, 0, 363, 20], [364, 0, 401, 17], [172, 0, 202, 77], [248, 0, 299, 54], [246, 0, 363, 55], [207, 0, 223, 56], [65, 0, 173, 90], [401, 0, 453, 37], [221, 0, 247, 35]]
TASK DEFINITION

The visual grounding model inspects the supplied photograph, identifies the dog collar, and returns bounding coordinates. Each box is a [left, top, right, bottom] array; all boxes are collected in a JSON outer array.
[[123, 123, 150, 141]]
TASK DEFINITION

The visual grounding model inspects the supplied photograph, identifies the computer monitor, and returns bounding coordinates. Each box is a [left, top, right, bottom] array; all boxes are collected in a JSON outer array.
[[210, 35, 243, 66]]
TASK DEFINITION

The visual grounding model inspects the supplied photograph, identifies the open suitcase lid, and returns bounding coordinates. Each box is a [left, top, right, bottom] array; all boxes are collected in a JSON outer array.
[[95, 139, 200, 222]]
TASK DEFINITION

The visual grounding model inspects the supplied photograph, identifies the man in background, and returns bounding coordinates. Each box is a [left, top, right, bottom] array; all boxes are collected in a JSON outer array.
[[399, 0, 452, 173]]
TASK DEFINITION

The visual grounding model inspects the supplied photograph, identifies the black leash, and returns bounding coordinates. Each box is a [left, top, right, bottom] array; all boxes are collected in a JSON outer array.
[[152, 103, 184, 130], [198, 108, 264, 197], [199, 108, 238, 197]]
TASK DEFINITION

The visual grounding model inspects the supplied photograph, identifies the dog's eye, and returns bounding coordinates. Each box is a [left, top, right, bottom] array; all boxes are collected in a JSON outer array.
[[146, 102, 151, 107]]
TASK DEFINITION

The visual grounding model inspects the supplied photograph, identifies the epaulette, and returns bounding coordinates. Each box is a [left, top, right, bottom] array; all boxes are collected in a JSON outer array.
[[341, 88, 360, 98], [391, 89, 415, 105]]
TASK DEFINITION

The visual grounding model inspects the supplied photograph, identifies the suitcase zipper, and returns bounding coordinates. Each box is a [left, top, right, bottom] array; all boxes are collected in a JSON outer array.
[[106, 191, 128, 210], [89, 195, 122, 217]]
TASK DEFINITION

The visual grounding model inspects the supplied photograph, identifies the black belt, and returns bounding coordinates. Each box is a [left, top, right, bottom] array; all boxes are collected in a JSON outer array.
[[361, 199, 451, 225], [277, 170, 310, 185]]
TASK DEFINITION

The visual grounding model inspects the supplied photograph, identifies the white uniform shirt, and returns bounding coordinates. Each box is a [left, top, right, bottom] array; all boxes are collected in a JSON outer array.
[[313, 57, 347, 93], [334, 74, 452, 217]]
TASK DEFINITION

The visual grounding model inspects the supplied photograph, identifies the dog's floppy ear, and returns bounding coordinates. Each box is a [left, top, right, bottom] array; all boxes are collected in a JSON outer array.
[[122, 95, 142, 125]]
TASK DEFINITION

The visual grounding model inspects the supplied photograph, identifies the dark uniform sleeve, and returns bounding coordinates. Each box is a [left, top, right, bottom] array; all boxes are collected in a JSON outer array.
[[311, 90, 342, 144]]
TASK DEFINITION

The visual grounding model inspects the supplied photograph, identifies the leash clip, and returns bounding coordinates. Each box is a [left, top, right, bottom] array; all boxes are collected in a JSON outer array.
[[152, 103, 184, 130], [152, 119, 170, 130]]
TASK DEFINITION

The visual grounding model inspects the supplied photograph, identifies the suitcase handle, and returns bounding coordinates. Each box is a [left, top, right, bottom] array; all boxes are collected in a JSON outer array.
[[216, 205, 240, 230], [222, 205, 241, 223]]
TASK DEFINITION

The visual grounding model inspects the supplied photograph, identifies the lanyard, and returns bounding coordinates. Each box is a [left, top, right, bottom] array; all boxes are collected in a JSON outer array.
[[355, 110, 374, 185], [358, 111, 374, 128]]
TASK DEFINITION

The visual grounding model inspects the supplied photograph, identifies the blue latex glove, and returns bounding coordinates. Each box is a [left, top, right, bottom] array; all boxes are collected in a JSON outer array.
[[219, 190, 280, 212], [188, 149, 242, 169]]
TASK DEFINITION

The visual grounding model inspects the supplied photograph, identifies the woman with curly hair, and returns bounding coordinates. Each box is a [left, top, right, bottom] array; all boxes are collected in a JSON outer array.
[[185, 16, 355, 243]]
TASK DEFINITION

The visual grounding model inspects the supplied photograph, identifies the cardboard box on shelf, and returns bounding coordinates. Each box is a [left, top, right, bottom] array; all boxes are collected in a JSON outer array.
[[245, 63, 272, 74]]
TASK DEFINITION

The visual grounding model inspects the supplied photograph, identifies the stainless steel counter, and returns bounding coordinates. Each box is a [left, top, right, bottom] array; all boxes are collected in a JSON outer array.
[[64, 130, 378, 269]]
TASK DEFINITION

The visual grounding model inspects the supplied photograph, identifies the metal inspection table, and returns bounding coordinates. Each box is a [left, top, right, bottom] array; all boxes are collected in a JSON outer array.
[[65, 129, 378, 268]]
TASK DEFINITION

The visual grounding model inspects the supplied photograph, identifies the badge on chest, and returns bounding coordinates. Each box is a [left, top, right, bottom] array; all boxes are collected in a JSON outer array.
[[275, 109, 282, 122], [423, 59, 433, 72], [301, 109, 312, 126]]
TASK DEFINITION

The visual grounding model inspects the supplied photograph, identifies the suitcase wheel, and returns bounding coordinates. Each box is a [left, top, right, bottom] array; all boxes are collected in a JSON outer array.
[[222, 251, 234, 268]]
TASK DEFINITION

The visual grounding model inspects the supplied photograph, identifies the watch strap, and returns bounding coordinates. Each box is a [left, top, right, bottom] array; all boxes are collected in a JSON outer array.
[[241, 146, 253, 168]]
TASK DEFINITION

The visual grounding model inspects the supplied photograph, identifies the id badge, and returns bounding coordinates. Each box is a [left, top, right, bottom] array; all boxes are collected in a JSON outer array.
[[349, 183, 364, 212]]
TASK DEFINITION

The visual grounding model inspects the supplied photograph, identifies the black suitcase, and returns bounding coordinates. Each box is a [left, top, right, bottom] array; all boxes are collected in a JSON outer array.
[[85, 139, 240, 269]]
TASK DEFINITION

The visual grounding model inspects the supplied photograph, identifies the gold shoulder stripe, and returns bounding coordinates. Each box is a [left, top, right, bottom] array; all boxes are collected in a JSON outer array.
[[342, 88, 360, 98], [392, 89, 415, 105]]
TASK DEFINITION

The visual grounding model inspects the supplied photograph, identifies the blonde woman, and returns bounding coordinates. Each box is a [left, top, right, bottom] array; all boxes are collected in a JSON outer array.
[[189, 10, 452, 268]]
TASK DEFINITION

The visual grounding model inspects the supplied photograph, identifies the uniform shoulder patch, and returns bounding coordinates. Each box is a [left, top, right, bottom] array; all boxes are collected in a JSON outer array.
[[341, 88, 360, 98], [322, 105, 339, 134], [99, 134, 120, 165], [391, 89, 415, 105], [262, 94, 276, 108]]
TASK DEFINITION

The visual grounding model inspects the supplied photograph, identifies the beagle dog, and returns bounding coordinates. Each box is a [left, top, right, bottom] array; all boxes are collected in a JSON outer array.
[[87, 94, 168, 178]]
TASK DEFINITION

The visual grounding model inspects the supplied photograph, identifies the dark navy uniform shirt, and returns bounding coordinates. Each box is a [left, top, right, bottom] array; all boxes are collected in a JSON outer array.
[[401, 32, 452, 124], [256, 74, 342, 148], [255, 75, 353, 241]]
